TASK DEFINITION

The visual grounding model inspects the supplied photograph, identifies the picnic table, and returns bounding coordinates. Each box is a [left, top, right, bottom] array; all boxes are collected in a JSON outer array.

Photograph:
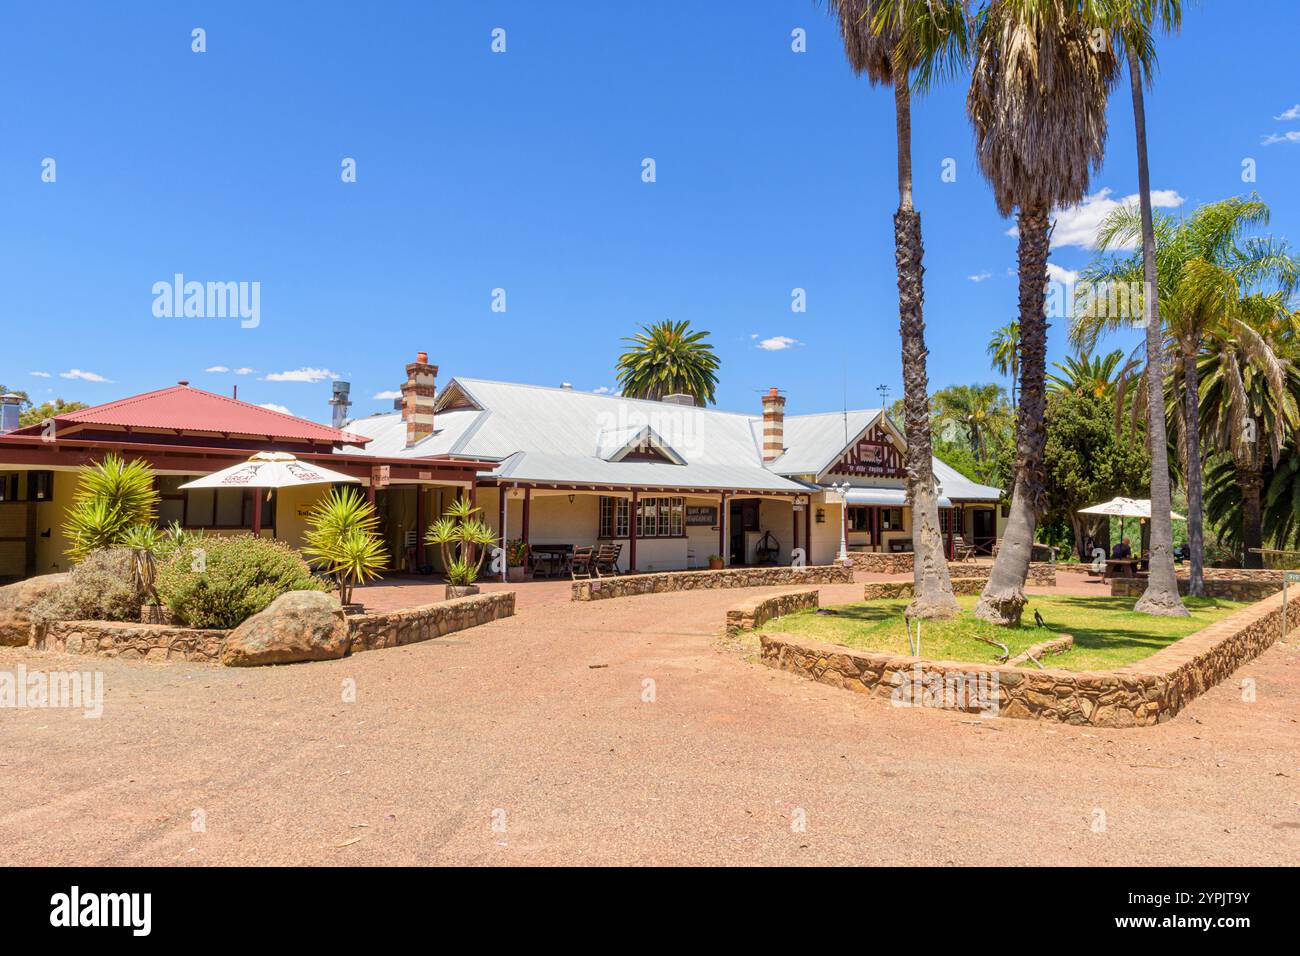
[[1104, 557, 1148, 580]]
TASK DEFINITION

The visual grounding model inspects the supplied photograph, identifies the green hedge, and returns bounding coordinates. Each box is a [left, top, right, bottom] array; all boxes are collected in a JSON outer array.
[[156, 536, 326, 629]]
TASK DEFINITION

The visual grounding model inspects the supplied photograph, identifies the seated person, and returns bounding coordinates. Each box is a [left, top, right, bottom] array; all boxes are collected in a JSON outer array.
[[1173, 543, 1190, 563], [1111, 537, 1133, 560]]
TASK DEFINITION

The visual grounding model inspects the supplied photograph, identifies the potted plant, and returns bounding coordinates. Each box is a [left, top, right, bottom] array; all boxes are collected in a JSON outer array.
[[301, 487, 389, 611], [505, 538, 529, 582], [425, 498, 498, 599], [707, 553, 724, 571]]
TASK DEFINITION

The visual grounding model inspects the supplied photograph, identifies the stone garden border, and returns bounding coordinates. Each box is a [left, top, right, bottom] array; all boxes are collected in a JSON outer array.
[[759, 586, 1296, 727], [571, 564, 853, 601], [725, 589, 820, 636], [1110, 569, 1281, 603], [863, 578, 987, 599], [23, 592, 516, 665]]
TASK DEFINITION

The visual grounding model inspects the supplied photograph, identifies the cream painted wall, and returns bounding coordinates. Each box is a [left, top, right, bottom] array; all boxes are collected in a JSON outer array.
[[34, 471, 79, 573]]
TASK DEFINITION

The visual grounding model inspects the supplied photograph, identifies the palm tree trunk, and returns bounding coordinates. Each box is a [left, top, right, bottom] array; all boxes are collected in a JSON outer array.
[[1240, 463, 1264, 568], [975, 204, 1050, 626], [893, 70, 958, 619], [1181, 345, 1206, 596], [1127, 45, 1188, 618]]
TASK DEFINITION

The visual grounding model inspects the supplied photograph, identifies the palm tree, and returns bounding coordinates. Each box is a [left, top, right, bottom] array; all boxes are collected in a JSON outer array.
[[987, 321, 1020, 406], [1047, 348, 1137, 399], [1199, 298, 1300, 566], [615, 320, 720, 405], [966, 0, 1119, 625], [1094, 0, 1186, 615], [932, 383, 1011, 461], [826, 0, 968, 619], [1075, 196, 1300, 591]]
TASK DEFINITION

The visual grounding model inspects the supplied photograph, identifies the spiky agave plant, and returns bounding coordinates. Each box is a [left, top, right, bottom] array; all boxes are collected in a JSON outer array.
[[63, 453, 161, 561], [302, 487, 389, 605], [425, 498, 498, 586]]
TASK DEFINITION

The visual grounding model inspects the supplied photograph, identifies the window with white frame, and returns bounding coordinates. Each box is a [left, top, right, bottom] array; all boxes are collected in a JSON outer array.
[[598, 496, 630, 538], [602, 496, 684, 538]]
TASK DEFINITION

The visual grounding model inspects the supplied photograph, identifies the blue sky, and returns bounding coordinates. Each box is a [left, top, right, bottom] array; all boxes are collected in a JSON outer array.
[[2, 0, 1297, 421]]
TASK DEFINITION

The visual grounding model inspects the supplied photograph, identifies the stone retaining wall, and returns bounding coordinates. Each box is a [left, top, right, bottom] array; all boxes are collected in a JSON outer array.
[[23, 592, 516, 665], [35, 620, 226, 663], [571, 565, 853, 601], [1110, 573, 1281, 602], [760, 586, 1296, 727], [725, 589, 819, 635], [847, 551, 913, 574], [862, 577, 985, 600], [947, 562, 1057, 586], [849, 552, 1056, 586], [347, 592, 516, 653]]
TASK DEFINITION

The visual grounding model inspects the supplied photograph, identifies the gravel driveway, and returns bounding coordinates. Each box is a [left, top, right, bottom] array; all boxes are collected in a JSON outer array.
[[2, 581, 1296, 865]]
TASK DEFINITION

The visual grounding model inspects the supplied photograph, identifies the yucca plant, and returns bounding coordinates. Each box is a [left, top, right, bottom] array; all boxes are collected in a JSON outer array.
[[120, 523, 163, 604], [63, 453, 161, 561], [301, 487, 389, 606], [425, 498, 498, 587]]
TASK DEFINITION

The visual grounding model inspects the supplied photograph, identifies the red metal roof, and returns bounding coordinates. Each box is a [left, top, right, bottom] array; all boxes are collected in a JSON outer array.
[[12, 384, 370, 445]]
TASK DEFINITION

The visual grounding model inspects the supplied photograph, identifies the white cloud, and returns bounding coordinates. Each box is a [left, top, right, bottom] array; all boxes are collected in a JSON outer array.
[[29, 371, 50, 378], [235, 367, 255, 375], [372, 390, 402, 400], [968, 272, 993, 283], [1263, 130, 1300, 145], [205, 365, 230, 373], [757, 336, 800, 351], [1274, 104, 1300, 121], [59, 368, 112, 383], [1046, 262, 1079, 285], [258, 403, 294, 416], [592, 386, 614, 395], [263, 367, 339, 383], [1006, 187, 1185, 250]]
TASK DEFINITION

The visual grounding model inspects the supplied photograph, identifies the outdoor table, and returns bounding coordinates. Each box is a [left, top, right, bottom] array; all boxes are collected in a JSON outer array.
[[1104, 558, 1140, 580], [530, 544, 572, 578]]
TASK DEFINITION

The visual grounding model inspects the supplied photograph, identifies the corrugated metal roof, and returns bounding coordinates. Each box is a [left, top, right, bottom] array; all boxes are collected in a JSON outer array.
[[341, 379, 806, 492], [932, 457, 1001, 501], [341, 379, 1006, 498], [841, 487, 954, 509], [767, 409, 885, 475], [10, 384, 370, 445]]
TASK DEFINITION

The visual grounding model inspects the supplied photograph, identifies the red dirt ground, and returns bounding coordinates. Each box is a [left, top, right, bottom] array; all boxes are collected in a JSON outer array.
[[1, 572, 1296, 866]]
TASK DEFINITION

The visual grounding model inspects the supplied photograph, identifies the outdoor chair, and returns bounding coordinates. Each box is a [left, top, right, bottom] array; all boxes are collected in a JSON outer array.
[[951, 534, 977, 562], [570, 546, 595, 579], [594, 542, 622, 576]]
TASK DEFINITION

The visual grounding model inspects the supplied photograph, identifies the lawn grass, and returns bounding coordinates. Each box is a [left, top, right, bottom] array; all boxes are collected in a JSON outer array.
[[755, 594, 1247, 671]]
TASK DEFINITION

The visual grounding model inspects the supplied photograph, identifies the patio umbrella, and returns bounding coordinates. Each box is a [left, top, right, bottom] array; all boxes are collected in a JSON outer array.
[[1077, 497, 1186, 553], [179, 452, 360, 534]]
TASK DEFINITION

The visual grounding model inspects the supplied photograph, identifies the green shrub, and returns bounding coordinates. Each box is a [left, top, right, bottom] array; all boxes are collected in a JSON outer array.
[[156, 535, 325, 629], [31, 549, 144, 625]]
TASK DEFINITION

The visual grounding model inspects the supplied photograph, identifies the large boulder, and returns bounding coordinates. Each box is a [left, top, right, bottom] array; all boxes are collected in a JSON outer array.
[[0, 574, 70, 647], [221, 590, 349, 666]]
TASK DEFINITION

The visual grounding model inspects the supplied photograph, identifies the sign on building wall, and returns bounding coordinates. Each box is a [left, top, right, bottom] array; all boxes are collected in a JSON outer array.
[[371, 464, 390, 489], [686, 505, 718, 526]]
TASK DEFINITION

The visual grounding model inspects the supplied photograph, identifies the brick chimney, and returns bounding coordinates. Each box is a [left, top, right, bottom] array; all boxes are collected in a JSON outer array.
[[761, 387, 785, 462], [401, 351, 438, 446]]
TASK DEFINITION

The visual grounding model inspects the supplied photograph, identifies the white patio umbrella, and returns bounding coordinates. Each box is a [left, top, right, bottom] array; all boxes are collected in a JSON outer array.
[[179, 452, 360, 535], [1077, 497, 1186, 552]]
